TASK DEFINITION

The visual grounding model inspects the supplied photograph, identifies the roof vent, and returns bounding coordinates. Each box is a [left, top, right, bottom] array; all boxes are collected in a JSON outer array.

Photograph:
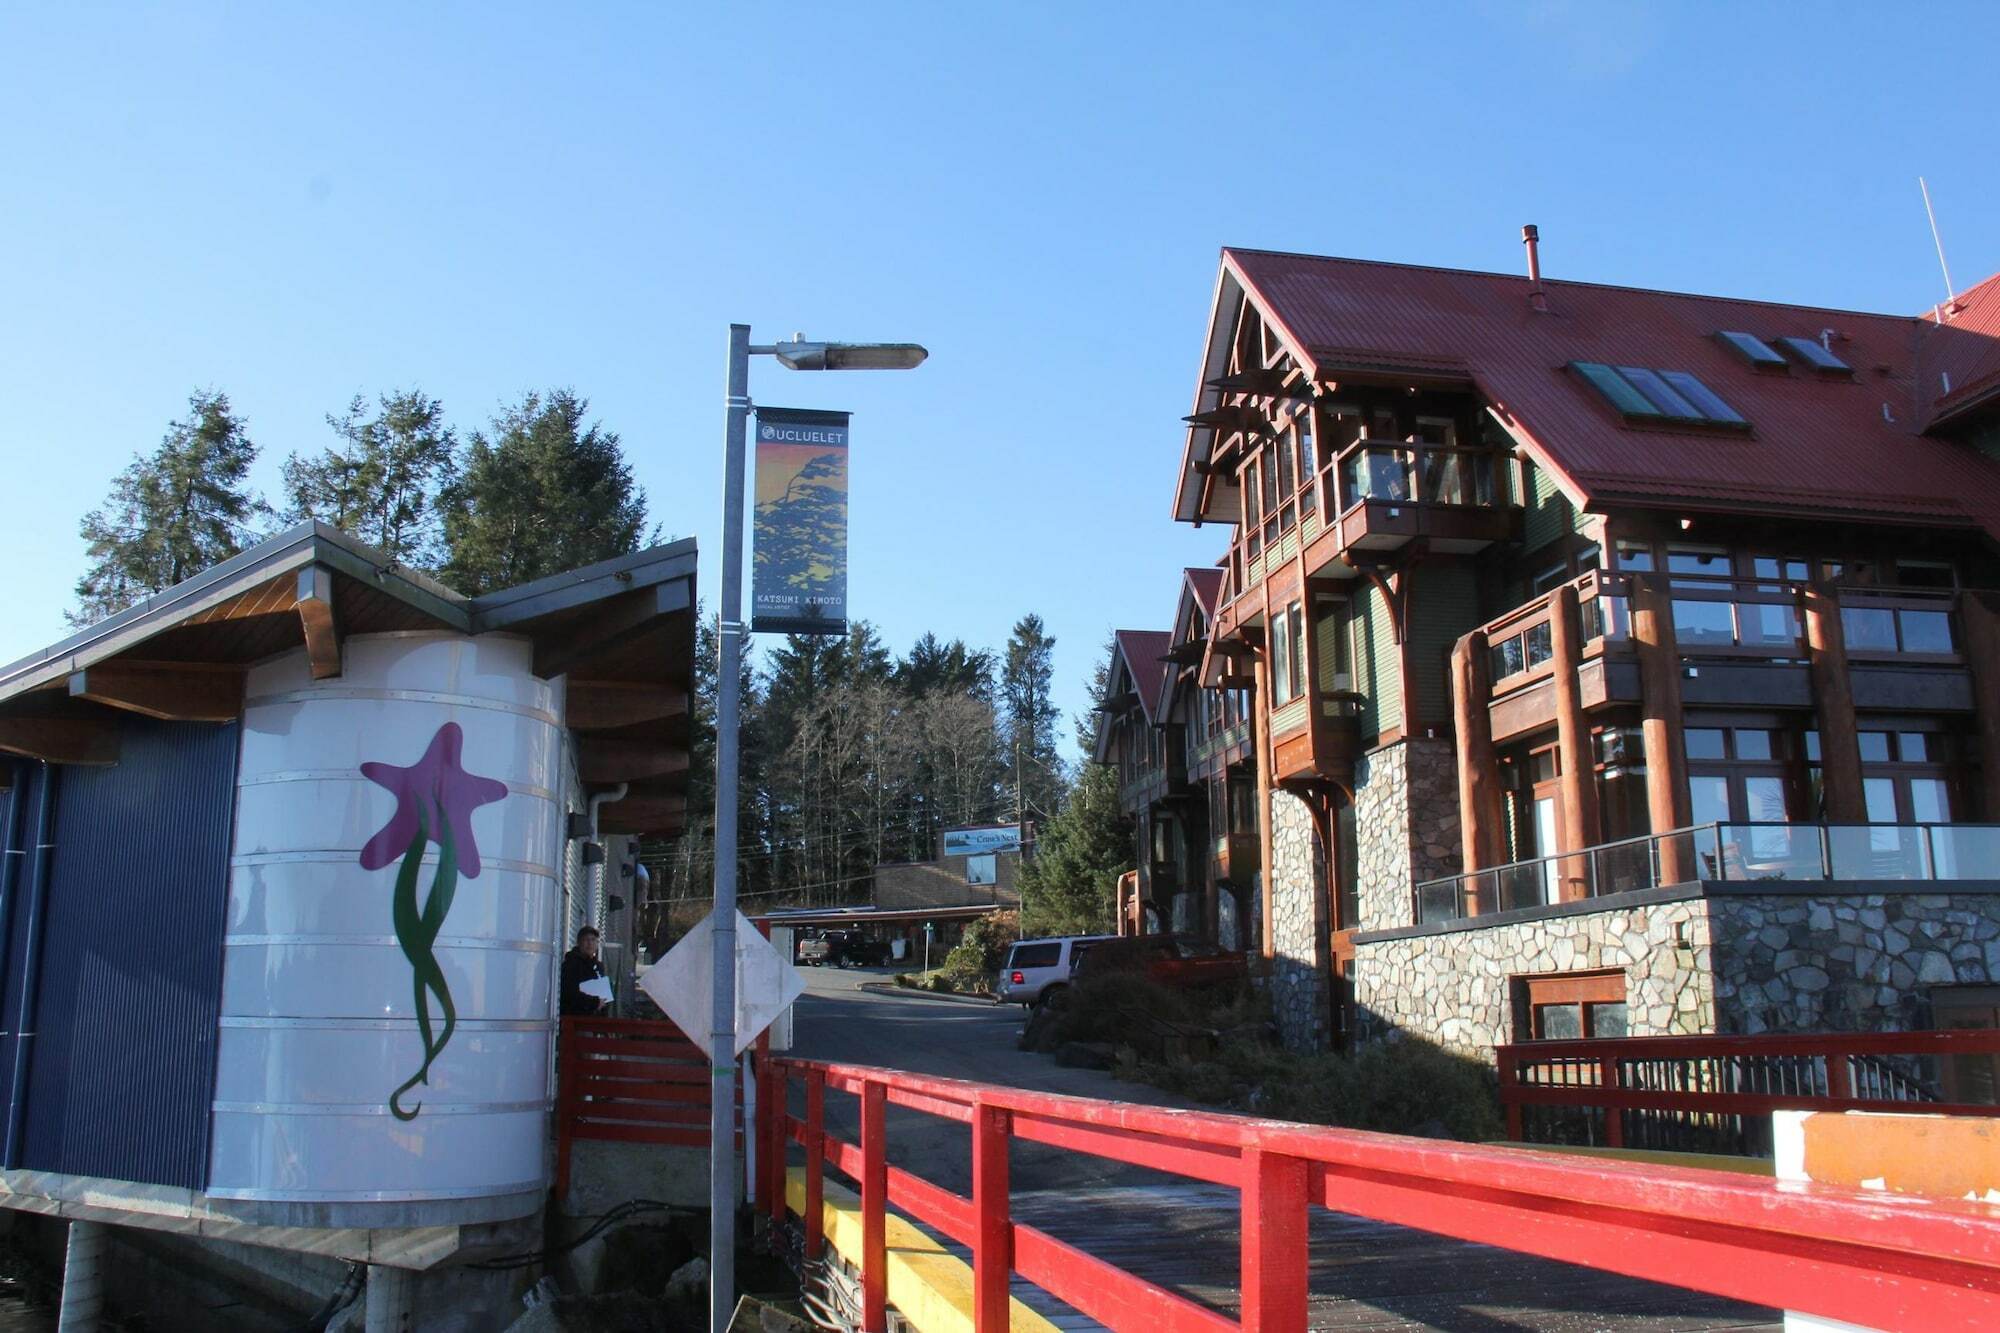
[[1522, 224, 1547, 312]]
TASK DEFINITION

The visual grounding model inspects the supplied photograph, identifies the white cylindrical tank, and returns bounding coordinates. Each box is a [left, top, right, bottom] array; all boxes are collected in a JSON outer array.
[[208, 633, 563, 1219]]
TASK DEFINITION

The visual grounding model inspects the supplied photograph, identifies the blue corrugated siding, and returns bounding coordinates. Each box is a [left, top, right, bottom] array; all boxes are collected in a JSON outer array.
[[16, 721, 237, 1189]]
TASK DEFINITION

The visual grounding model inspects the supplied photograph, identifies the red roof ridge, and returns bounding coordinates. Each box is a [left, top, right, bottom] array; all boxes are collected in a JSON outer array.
[[1223, 245, 1961, 328]]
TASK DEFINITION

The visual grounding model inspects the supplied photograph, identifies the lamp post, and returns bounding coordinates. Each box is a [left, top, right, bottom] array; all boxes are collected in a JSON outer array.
[[710, 325, 925, 1329]]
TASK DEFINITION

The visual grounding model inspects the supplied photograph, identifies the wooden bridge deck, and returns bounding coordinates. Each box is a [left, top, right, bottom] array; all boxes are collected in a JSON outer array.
[[954, 1184, 1781, 1332]]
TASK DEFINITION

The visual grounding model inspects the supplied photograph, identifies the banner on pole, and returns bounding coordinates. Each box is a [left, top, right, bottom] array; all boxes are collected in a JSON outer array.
[[752, 406, 849, 635]]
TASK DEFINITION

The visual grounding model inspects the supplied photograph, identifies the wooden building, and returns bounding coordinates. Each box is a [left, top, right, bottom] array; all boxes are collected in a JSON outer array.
[[1124, 230, 2000, 1053]]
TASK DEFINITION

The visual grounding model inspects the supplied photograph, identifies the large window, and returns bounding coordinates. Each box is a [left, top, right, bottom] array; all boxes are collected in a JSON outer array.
[[1270, 602, 1306, 706], [1515, 970, 1629, 1041]]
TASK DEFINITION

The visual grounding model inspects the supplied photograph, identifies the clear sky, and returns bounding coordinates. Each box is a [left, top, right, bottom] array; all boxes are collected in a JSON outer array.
[[4, 2, 1997, 759]]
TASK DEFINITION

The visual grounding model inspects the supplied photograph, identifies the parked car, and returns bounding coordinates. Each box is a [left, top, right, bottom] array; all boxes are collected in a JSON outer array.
[[1069, 933, 1248, 991], [797, 930, 891, 968], [997, 934, 1116, 1008]]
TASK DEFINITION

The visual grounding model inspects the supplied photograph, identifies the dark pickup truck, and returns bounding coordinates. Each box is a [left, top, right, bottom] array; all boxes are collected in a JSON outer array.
[[1068, 933, 1248, 990], [797, 930, 892, 968]]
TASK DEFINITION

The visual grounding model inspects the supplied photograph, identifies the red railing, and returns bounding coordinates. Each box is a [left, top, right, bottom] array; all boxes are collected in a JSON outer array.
[[757, 1054, 2000, 1333], [1499, 1029, 2000, 1151], [554, 1016, 742, 1200]]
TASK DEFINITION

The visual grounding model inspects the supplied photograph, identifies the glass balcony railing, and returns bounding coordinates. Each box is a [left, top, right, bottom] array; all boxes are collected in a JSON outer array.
[[1414, 822, 2000, 925]]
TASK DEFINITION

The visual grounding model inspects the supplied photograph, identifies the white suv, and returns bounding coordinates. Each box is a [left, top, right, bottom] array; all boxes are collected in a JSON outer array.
[[997, 934, 1117, 1008]]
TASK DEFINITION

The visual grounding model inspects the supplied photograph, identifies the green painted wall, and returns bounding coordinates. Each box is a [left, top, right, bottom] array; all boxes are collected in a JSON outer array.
[[1353, 587, 1400, 738], [1523, 461, 1569, 553], [1405, 563, 1484, 729]]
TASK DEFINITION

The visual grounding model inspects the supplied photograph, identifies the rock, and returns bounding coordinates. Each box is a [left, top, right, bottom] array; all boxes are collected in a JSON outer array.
[[1917, 952, 1956, 984], [1055, 1041, 1117, 1071], [1791, 966, 1831, 992]]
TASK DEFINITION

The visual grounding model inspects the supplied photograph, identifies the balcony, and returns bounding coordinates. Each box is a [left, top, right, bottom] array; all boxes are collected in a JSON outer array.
[[1414, 821, 2000, 925], [1316, 441, 1520, 560], [1479, 572, 1636, 742]]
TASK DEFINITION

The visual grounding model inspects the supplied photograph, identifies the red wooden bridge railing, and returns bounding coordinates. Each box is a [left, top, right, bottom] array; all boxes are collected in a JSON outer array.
[[1497, 1028, 2000, 1148], [755, 1052, 2000, 1333], [554, 1015, 742, 1200]]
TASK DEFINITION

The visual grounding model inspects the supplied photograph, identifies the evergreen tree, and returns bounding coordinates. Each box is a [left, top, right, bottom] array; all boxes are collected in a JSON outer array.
[[897, 633, 994, 700], [283, 389, 455, 567], [1074, 631, 1117, 757], [73, 389, 266, 625], [1001, 613, 1065, 824], [437, 389, 646, 594], [1015, 762, 1132, 936]]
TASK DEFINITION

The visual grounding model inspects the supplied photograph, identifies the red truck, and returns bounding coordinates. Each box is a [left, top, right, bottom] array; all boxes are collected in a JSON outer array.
[[1068, 933, 1248, 990]]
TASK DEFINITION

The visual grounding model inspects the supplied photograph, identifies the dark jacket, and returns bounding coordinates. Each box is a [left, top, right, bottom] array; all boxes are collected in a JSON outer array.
[[561, 948, 608, 1016]]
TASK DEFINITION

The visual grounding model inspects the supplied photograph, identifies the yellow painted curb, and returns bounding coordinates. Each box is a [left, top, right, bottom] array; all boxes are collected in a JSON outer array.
[[785, 1167, 1059, 1333]]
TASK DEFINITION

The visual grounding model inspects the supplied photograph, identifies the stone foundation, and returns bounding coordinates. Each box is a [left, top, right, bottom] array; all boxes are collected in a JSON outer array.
[[1268, 791, 1328, 1050], [1712, 892, 2000, 1034], [1353, 739, 1462, 933], [1353, 898, 1714, 1055]]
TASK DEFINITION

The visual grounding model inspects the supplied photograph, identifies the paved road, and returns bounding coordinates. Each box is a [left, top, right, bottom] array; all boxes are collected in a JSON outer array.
[[784, 965, 1200, 1196]]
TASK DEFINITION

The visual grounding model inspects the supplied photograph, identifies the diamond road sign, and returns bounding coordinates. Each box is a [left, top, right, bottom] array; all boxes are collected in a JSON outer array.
[[639, 908, 804, 1059]]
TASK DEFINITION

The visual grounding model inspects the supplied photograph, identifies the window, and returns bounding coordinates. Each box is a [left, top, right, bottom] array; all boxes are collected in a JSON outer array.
[[1009, 942, 1060, 969], [966, 854, 997, 886], [1896, 560, 1957, 590], [1488, 619, 1554, 681], [1777, 336, 1851, 376], [1270, 608, 1292, 704], [1571, 362, 1748, 428], [1717, 330, 1788, 369], [1667, 546, 1730, 585], [1516, 971, 1628, 1041], [1613, 541, 1655, 572], [1842, 606, 1957, 655]]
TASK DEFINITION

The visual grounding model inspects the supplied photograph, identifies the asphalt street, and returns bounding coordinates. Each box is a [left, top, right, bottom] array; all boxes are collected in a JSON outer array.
[[782, 964, 1200, 1197]]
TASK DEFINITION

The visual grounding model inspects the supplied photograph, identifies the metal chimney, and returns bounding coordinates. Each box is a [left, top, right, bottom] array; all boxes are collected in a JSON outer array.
[[1523, 225, 1547, 312]]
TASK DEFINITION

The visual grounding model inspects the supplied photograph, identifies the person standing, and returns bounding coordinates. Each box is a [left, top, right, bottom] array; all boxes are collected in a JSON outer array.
[[560, 925, 609, 1016]]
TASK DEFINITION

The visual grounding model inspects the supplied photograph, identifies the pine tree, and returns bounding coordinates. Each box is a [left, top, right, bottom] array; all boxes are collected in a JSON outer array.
[[1001, 613, 1066, 825], [283, 390, 455, 567], [1074, 631, 1117, 758], [897, 633, 994, 700], [72, 389, 266, 625], [1015, 762, 1132, 936], [437, 389, 647, 594]]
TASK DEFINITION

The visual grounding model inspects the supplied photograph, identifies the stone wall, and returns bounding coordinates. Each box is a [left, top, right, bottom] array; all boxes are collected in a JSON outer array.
[[1710, 892, 2000, 1034], [1353, 738, 1463, 933], [1268, 791, 1328, 1050], [1352, 898, 1713, 1055]]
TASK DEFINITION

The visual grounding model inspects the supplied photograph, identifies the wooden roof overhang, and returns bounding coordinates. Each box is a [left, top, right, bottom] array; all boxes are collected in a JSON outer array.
[[0, 523, 698, 839]]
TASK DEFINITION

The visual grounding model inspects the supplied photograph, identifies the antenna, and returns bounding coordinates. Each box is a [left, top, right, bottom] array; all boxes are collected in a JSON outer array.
[[1920, 176, 1957, 311]]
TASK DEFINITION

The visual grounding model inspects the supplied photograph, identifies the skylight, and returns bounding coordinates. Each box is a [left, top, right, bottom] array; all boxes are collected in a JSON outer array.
[[1777, 336, 1851, 375], [1717, 330, 1788, 369], [1570, 362, 1749, 429]]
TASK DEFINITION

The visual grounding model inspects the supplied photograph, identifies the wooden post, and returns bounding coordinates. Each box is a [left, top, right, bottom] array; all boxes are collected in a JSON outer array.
[[1253, 652, 1277, 960], [554, 1017, 577, 1202], [1630, 574, 1693, 883], [1600, 1057, 1625, 1149], [1240, 1146, 1309, 1333], [1803, 583, 1866, 821], [1498, 1050, 1524, 1141], [971, 1100, 1012, 1332], [804, 1069, 826, 1261], [1452, 630, 1505, 879], [1962, 592, 2000, 822], [861, 1078, 887, 1331], [1550, 584, 1601, 899]]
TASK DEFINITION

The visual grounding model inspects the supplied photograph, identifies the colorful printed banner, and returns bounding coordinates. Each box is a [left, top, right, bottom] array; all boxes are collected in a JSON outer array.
[[752, 406, 849, 635], [942, 823, 1022, 857]]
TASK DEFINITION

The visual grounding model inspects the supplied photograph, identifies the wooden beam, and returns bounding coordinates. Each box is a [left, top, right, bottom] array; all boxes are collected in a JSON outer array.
[[565, 682, 690, 732], [296, 566, 342, 680], [1630, 574, 1693, 883], [533, 583, 682, 680], [68, 664, 244, 722], [598, 795, 689, 836], [1803, 584, 1866, 822], [0, 718, 119, 766], [577, 738, 691, 785], [1452, 630, 1505, 885], [1548, 584, 1600, 900]]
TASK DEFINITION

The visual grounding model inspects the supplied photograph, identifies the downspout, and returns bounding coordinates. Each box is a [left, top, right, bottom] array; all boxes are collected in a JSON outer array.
[[586, 784, 628, 932], [0, 769, 28, 999], [5, 763, 58, 1168]]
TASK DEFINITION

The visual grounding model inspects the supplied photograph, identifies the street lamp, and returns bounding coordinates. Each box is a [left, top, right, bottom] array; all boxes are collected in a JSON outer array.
[[709, 325, 926, 1330]]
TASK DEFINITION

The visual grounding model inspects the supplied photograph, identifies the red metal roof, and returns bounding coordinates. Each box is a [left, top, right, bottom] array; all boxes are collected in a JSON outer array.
[[1184, 566, 1224, 616], [1922, 270, 2000, 429], [1215, 248, 2000, 540], [1113, 629, 1173, 725]]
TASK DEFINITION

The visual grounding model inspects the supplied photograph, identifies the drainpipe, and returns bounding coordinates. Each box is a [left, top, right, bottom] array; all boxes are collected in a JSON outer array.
[[586, 784, 628, 932], [5, 763, 57, 1168], [0, 770, 28, 998]]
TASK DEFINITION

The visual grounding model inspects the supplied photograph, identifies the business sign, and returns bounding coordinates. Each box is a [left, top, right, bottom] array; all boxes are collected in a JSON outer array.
[[943, 823, 1022, 857], [753, 406, 849, 635]]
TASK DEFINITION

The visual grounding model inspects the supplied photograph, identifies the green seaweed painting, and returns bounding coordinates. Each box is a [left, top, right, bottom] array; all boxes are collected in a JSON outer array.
[[359, 722, 508, 1120]]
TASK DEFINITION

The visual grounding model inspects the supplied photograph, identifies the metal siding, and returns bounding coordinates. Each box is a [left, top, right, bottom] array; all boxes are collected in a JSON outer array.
[[1357, 589, 1400, 738], [20, 720, 236, 1189], [1524, 464, 1566, 553], [0, 762, 40, 1120]]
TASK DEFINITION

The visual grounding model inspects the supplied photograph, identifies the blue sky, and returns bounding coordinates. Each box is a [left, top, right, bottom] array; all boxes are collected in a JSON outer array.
[[3, 3, 1997, 757]]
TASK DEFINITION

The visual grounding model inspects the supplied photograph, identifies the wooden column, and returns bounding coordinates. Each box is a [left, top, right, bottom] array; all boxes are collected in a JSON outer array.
[[1630, 574, 1693, 882], [1803, 583, 1866, 821], [1964, 592, 2000, 822], [1549, 584, 1601, 899], [1451, 630, 1505, 878], [1253, 652, 1277, 961]]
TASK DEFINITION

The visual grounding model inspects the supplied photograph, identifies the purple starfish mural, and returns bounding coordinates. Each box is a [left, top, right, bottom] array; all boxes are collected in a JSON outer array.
[[358, 721, 508, 1120]]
